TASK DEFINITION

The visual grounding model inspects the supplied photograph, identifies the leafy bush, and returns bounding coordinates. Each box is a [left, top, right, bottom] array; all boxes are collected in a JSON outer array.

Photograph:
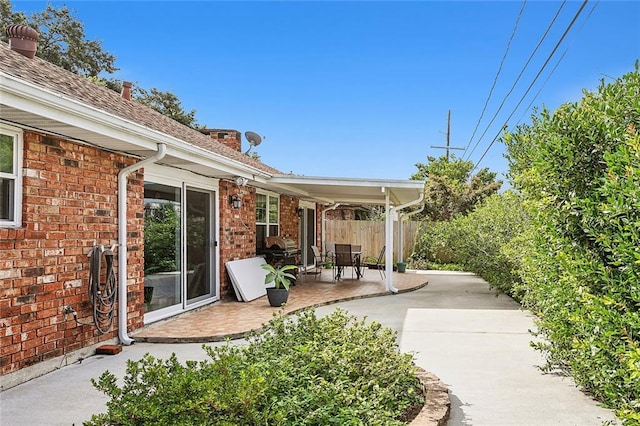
[[411, 191, 530, 299], [503, 64, 640, 422], [144, 203, 179, 274], [85, 309, 424, 425]]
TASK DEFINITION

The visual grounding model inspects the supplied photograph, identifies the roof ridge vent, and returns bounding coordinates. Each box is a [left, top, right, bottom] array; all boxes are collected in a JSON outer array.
[[5, 24, 39, 59]]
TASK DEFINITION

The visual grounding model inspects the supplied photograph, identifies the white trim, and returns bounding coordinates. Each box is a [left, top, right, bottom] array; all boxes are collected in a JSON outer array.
[[145, 164, 219, 190], [1, 73, 272, 180], [255, 187, 280, 198], [183, 185, 219, 307], [255, 191, 280, 226], [144, 303, 185, 324], [0, 123, 23, 227], [299, 200, 315, 209]]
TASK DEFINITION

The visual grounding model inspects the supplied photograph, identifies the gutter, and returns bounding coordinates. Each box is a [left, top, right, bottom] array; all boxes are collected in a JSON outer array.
[[385, 189, 424, 293], [117, 143, 167, 345]]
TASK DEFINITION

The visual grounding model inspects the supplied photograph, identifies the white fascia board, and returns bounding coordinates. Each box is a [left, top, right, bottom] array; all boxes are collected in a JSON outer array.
[[0, 73, 271, 179], [270, 174, 425, 189], [269, 175, 425, 205]]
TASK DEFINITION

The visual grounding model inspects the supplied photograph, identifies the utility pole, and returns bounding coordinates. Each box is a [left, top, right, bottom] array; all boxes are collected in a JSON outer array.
[[431, 110, 464, 161]]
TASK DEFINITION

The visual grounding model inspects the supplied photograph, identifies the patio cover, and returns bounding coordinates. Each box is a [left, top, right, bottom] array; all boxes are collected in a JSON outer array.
[[268, 175, 425, 293]]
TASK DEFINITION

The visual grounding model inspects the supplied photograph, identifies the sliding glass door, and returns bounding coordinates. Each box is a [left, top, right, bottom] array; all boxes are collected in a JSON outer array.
[[144, 178, 217, 321], [298, 205, 316, 268], [144, 183, 182, 313], [186, 188, 215, 304]]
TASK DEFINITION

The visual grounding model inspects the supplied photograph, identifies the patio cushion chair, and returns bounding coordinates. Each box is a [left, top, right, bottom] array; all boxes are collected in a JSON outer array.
[[333, 243, 357, 281], [360, 246, 386, 280], [309, 245, 327, 280]]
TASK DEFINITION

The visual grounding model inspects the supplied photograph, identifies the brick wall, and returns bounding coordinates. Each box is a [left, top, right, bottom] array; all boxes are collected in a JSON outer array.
[[0, 131, 144, 375], [279, 195, 299, 241], [217, 188, 301, 300], [0, 130, 308, 374], [218, 181, 257, 299]]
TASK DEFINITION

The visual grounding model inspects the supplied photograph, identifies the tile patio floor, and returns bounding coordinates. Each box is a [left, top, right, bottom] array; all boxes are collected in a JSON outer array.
[[132, 269, 428, 343]]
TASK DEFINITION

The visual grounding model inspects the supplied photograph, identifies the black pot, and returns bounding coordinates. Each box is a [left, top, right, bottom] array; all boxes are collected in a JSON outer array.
[[266, 287, 289, 307]]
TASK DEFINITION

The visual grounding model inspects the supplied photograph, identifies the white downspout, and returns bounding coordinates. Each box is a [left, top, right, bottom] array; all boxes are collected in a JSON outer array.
[[384, 194, 393, 292], [398, 213, 404, 264], [385, 190, 424, 293], [321, 203, 341, 253], [117, 143, 167, 345]]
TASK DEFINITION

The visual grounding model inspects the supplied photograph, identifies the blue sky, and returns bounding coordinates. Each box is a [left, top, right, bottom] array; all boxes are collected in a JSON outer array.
[[11, 1, 640, 182]]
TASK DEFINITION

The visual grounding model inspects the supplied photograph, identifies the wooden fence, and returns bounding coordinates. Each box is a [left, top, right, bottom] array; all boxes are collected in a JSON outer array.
[[323, 220, 421, 262]]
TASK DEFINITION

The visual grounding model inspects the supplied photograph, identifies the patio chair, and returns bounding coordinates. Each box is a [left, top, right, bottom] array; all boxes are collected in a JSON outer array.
[[325, 241, 336, 259], [360, 246, 386, 280], [334, 243, 357, 280], [309, 245, 326, 280]]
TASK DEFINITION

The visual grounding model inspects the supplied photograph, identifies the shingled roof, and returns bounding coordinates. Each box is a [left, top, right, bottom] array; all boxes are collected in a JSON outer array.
[[0, 42, 280, 175]]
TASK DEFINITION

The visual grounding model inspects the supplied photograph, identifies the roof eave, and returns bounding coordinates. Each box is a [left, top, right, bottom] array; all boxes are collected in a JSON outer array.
[[0, 72, 273, 181]]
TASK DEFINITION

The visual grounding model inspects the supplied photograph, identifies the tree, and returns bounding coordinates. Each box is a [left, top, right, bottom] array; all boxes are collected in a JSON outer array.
[[411, 155, 502, 221], [0, 0, 25, 35], [2, 0, 206, 128], [1, 0, 117, 77], [144, 203, 179, 274], [134, 87, 203, 129]]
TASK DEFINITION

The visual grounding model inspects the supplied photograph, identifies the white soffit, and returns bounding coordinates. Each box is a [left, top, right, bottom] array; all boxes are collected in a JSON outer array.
[[268, 175, 425, 206]]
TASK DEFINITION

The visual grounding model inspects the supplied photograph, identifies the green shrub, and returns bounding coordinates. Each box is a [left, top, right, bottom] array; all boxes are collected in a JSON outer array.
[[85, 309, 424, 425], [411, 191, 530, 299], [503, 64, 640, 422], [86, 346, 277, 426], [242, 309, 423, 425]]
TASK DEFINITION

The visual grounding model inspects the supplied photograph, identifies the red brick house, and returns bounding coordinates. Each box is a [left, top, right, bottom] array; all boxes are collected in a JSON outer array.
[[0, 29, 424, 386]]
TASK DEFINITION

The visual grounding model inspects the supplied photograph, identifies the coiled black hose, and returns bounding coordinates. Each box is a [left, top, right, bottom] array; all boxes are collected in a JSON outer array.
[[88, 245, 117, 334]]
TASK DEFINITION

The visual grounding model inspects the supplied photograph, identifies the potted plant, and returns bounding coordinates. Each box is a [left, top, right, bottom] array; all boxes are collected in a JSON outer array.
[[261, 263, 297, 307]]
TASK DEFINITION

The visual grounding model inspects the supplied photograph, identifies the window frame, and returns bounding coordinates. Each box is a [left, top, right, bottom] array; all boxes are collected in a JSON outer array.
[[0, 124, 23, 227], [255, 191, 280, 253]]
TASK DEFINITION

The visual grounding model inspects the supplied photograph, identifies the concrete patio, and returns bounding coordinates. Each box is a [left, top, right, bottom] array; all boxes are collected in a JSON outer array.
[[133, 268, 428, 343]]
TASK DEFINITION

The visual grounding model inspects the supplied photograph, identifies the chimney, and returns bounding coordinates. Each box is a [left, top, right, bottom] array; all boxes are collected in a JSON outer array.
[[200, 129, 242, 152], [5, 25, 39, 59], [121, 81, 132, 101]]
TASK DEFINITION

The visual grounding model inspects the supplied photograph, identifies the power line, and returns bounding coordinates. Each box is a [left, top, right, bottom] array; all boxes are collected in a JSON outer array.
[[464, 0, 567, 161], [472, 0, 591, 172], [463, 0, 528, 158], [514, 0, 600, 126]]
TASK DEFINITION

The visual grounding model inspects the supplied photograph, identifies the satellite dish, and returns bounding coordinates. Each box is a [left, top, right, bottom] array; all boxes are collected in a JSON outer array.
[[244, 131, 263, 155]]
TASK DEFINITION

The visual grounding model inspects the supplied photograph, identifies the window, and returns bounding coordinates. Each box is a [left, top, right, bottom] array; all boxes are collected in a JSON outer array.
[[256, 192, 279, 253], [0, 125, 23, 227]]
